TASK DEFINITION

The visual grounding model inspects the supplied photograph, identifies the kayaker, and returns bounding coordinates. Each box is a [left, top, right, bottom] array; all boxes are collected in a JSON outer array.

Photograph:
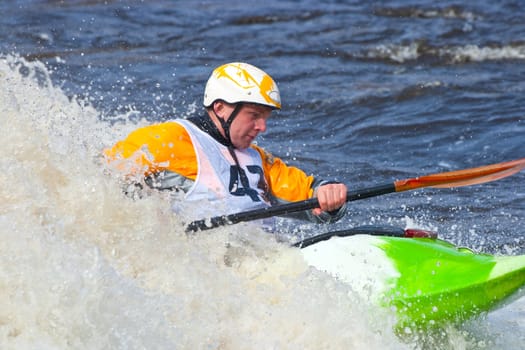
[[104, 62, 347, 224]]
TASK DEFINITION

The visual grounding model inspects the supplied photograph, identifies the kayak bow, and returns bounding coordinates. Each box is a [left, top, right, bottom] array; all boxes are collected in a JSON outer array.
[[299, 229, 525, 329]]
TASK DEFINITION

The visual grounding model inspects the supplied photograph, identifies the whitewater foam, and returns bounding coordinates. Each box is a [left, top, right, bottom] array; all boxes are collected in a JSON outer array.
[[1, 55, 409, 349]]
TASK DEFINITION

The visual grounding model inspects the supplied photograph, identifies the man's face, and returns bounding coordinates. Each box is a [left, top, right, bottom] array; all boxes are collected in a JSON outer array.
[[223, 103, 272, 149]]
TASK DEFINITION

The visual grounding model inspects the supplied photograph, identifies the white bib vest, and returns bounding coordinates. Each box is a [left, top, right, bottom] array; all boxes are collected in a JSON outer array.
[[173, 119, 271, 219]]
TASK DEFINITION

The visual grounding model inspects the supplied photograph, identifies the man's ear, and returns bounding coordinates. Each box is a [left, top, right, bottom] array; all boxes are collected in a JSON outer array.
[[212, 100, 226, 119]]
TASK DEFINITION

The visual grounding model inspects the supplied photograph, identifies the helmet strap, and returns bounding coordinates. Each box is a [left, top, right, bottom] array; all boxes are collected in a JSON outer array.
[[213, 102, 243, 147]]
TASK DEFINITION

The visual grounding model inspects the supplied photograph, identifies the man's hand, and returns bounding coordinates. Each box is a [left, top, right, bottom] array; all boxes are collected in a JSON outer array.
[[312, 183, 347, 216]]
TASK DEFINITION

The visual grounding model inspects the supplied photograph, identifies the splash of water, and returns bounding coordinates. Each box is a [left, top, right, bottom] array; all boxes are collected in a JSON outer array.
[[1, 55, 416, 349]]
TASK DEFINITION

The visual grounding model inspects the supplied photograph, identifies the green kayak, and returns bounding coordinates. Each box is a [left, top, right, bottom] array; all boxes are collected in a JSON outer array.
[[298, 226, 525, 330]]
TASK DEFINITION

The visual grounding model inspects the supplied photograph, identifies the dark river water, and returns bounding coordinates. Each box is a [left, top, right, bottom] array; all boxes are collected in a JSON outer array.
[[1, 1, 524, 349]]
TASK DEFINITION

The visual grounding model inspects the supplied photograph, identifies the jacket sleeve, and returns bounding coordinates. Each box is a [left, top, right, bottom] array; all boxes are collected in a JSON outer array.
[[103, 122, 198, 183], [251, 145, 346, 223]]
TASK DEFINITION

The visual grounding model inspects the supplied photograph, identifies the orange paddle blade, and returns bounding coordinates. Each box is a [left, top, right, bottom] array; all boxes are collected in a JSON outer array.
[[394, 157, 525, 192]]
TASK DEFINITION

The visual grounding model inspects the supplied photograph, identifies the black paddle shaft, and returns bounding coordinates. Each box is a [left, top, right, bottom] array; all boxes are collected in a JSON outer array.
[[185, 183, 396, 232]]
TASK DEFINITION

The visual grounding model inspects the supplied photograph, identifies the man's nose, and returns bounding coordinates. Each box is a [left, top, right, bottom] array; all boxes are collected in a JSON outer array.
[[256, 118, 267, 132]]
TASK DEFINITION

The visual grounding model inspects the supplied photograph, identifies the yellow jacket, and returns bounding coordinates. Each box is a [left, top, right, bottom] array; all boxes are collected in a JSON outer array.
[[104, 121, 316, 203]]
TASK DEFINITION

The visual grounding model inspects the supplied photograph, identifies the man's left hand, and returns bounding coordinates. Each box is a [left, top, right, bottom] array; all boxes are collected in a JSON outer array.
[[312, 183, 347, 216]]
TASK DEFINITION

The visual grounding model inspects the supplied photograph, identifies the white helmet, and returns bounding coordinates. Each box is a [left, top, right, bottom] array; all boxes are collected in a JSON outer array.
[[203, 62, 281, 109]]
